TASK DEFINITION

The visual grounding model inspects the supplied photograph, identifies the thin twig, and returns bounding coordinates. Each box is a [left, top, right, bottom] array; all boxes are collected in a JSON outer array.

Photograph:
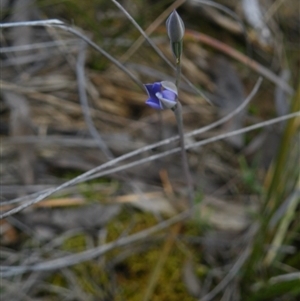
[[76, 41, 145, 198], [186, 30, 293, 95], [111, 0, 257, 104], [269, 272, 300, 284], [199, 224, 258, 301], [110, 0, 212, 104], [0, 20, 144, 90], [1, 52, 56, 67], [4, 78, 261, 149], [119, 0, 187, 63], [1, 78, 261, 209], [0, 39, 78, 53], [0, 19, 64, 28], [190, 0, 248, 34], [1, 110, 298, 219], [83, 112, 300, 182], [0, 209, 191, 276], [76, 40, 113, 159], [120, 0, 248, 63], [55, 24, 144, 90]]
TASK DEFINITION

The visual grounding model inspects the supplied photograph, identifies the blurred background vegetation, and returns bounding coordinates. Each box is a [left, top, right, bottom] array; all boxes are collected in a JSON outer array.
[[1, 0, 299, 300]]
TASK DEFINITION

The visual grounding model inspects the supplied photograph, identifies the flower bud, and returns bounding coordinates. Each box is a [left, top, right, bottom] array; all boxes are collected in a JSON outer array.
[[166, 10, 185, 60], [166, 10, 185, 43]]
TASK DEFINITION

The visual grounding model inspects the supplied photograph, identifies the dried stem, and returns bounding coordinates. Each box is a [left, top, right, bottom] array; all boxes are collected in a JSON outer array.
[[0, 79, 262, 212], [186, 30, 293, 95], [2, 109, 298, 219], [76, 41, 113, 159], [83, 111, 300, 181], [110, 0, 212, 104], [0, 19, 144, 90], [1, 209, 191, 276]]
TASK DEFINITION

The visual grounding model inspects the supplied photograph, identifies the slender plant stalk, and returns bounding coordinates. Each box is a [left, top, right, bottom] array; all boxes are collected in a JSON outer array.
[[174, 40, 193, 207], [175, 58, 181, 88], [173, 102, 194, 208]]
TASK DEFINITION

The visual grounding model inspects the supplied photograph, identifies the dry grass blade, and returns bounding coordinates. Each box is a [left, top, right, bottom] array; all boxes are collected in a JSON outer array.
[[142, 223, 182, 301], [76, 40, 113, 159], [0, 19, 63, 28], [0, 19, 144, 89], [110, 0, 212, 104], [0, 77, 262, 210], [0, 210, 191, 277], [0, 39, 78, 53], [264, 190, 300, 266], [119, 0, 187, 63], [186, 30, 294, 94], [200, 238, 254, 301], [1, 109, 298, 219]]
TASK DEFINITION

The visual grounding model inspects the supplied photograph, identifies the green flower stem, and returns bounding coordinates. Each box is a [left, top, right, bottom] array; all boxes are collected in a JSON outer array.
[[175, 58, 181, 88], [173, 102, 194, 209]]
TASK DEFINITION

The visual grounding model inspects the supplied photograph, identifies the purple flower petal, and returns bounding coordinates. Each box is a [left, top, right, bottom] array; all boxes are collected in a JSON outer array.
[[161, 81, 178, 95], [156, 91, 177, 109], [161, 90, 177, 102], [145, 82, 161, 98], [146, 98, 163, 110]]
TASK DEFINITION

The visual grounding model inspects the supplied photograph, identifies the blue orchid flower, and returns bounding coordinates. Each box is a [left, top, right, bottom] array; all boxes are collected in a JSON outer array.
[[144, 81, 178, 110]]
